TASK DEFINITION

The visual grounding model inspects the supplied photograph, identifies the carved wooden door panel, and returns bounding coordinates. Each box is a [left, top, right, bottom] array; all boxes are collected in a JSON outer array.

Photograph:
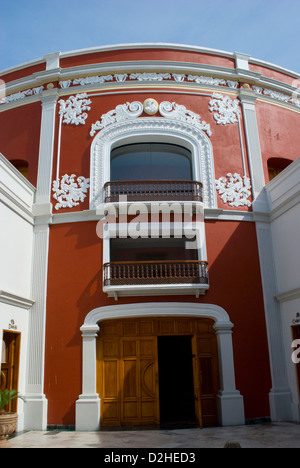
[[192, 320, 219, 427], [97, 321, 159, 426], [97, 333, 120, 426], [121, 337, 159, 426]]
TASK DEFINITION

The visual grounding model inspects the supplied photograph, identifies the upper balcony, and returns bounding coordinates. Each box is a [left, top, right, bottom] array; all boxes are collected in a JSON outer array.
[[104, 179, 203, 204]]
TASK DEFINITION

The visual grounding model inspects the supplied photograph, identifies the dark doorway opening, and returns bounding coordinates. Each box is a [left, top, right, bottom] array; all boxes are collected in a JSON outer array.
[[158, 335, 196, 427]]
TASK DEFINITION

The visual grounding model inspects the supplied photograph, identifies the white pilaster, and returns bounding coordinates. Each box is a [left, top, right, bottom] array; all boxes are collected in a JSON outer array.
[[255, 218, 293, 421], [214, 321, 245, 426], [75, 325, 101, 431], [238, 91, 268, 212], [35, 93, 58, 205], [24, 92, 58, 430]]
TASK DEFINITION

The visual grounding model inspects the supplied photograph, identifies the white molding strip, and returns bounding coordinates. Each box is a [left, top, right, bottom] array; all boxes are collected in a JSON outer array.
[[0, 290, 34, 309], [275, 287, 300, 303]]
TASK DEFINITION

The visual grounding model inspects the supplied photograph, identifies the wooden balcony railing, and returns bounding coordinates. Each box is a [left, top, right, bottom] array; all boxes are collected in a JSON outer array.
[[104, 180, 203, 203], [103, 260, 209, 286]]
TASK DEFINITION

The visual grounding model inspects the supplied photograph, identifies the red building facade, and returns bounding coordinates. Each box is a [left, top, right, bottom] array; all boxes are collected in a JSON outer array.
[[1, 44, 299, 431]]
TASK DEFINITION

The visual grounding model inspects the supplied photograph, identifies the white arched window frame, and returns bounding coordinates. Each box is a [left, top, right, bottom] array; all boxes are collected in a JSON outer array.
[[89, 117, 217, 210]]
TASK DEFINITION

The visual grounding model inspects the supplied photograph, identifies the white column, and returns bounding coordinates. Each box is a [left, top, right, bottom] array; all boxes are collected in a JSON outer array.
[[214, 321, 245, 426], [24, 92, 58, 430], [75, 324, 101, 431]]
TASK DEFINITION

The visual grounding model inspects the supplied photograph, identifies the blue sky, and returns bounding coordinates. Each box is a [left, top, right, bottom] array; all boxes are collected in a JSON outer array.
[[1, 0, 299, 74]]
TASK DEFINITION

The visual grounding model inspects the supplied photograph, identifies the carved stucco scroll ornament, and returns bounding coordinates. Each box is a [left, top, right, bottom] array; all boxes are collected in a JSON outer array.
[[52, 174, 90, 210], [158, 101, 212, 136], [90, 101, 144, 136], [90, 100, 212, 137], [215, 173, 252, 207]]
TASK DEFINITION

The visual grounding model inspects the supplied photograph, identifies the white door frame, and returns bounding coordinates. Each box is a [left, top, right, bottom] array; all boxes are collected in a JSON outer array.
[[75, 302, 245, 430]]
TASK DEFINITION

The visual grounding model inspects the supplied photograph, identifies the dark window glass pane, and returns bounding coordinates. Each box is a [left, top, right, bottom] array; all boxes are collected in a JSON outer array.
[[110, 237, 197, 262], [111, 143, 192, 181]]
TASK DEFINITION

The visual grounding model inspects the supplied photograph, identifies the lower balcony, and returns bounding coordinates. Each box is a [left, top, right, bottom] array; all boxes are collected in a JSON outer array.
[[103, 260, 209, 299]]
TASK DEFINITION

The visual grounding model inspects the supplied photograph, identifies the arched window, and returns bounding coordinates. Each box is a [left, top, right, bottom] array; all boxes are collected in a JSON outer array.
[[10, 159, 29, 179], [111, 143, 193, 181], [90, 117, 217, 209], [268, 157, 292, 182]]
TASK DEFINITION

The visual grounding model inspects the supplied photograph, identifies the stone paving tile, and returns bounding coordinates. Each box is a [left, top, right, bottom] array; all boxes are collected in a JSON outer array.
[[3, 422, 300, 448]]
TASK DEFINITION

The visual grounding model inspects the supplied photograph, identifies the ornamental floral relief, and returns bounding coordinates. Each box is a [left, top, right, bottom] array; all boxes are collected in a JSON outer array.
[[58, 93, 92, 125], [52, 174, 90, 210], [0, 85, 44, 104], [215, 173, 252, 207], [129, 72, 171, 81], [209, 93, 240, 125], [58, 73, 239, 90]]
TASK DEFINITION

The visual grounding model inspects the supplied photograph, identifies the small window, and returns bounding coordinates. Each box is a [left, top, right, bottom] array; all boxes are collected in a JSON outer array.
[[111, 143, 192, 181], [10, 159, 29, 179], [268, 158, 292, 182]]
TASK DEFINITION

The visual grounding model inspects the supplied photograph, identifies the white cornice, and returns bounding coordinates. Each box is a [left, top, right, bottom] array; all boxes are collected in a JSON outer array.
[[60, 42, 236, 60], [1, 44, 300, 115], [1, 42, 299, 81]]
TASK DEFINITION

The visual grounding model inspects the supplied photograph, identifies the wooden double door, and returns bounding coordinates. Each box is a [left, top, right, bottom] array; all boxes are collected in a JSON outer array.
[[97, 317, 219, 427]]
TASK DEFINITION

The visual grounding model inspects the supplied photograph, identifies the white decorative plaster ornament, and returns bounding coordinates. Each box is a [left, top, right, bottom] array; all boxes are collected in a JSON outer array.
[[73, 75, 113, 86], [58, 73, 239, 91], [188, 75, 227, 87], [129, 72, 171, 81], [215, 173, 252, 207], [90, 100, 212, 138], [209, 93, 240, 125], [159, 101, 212, 136], [90, 101, 143, 136], [253, 86, 300, 108], [143, 98, 159, 115], [0, 86, 44, 104], [58, 93, 92, 125], [52, 174, 90, 210]]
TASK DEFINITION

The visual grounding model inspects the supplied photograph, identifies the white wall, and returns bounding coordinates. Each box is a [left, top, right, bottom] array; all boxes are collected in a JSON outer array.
[[0, 153, 35, 430], [266, 157, 300, 422]]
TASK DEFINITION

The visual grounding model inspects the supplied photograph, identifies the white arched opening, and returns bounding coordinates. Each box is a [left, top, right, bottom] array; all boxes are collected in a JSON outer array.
[[75, 302, 245, 430]]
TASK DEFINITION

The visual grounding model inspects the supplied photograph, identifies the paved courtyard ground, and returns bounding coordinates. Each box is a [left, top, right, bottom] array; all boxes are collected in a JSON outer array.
[[3, 422, 300, 448]]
